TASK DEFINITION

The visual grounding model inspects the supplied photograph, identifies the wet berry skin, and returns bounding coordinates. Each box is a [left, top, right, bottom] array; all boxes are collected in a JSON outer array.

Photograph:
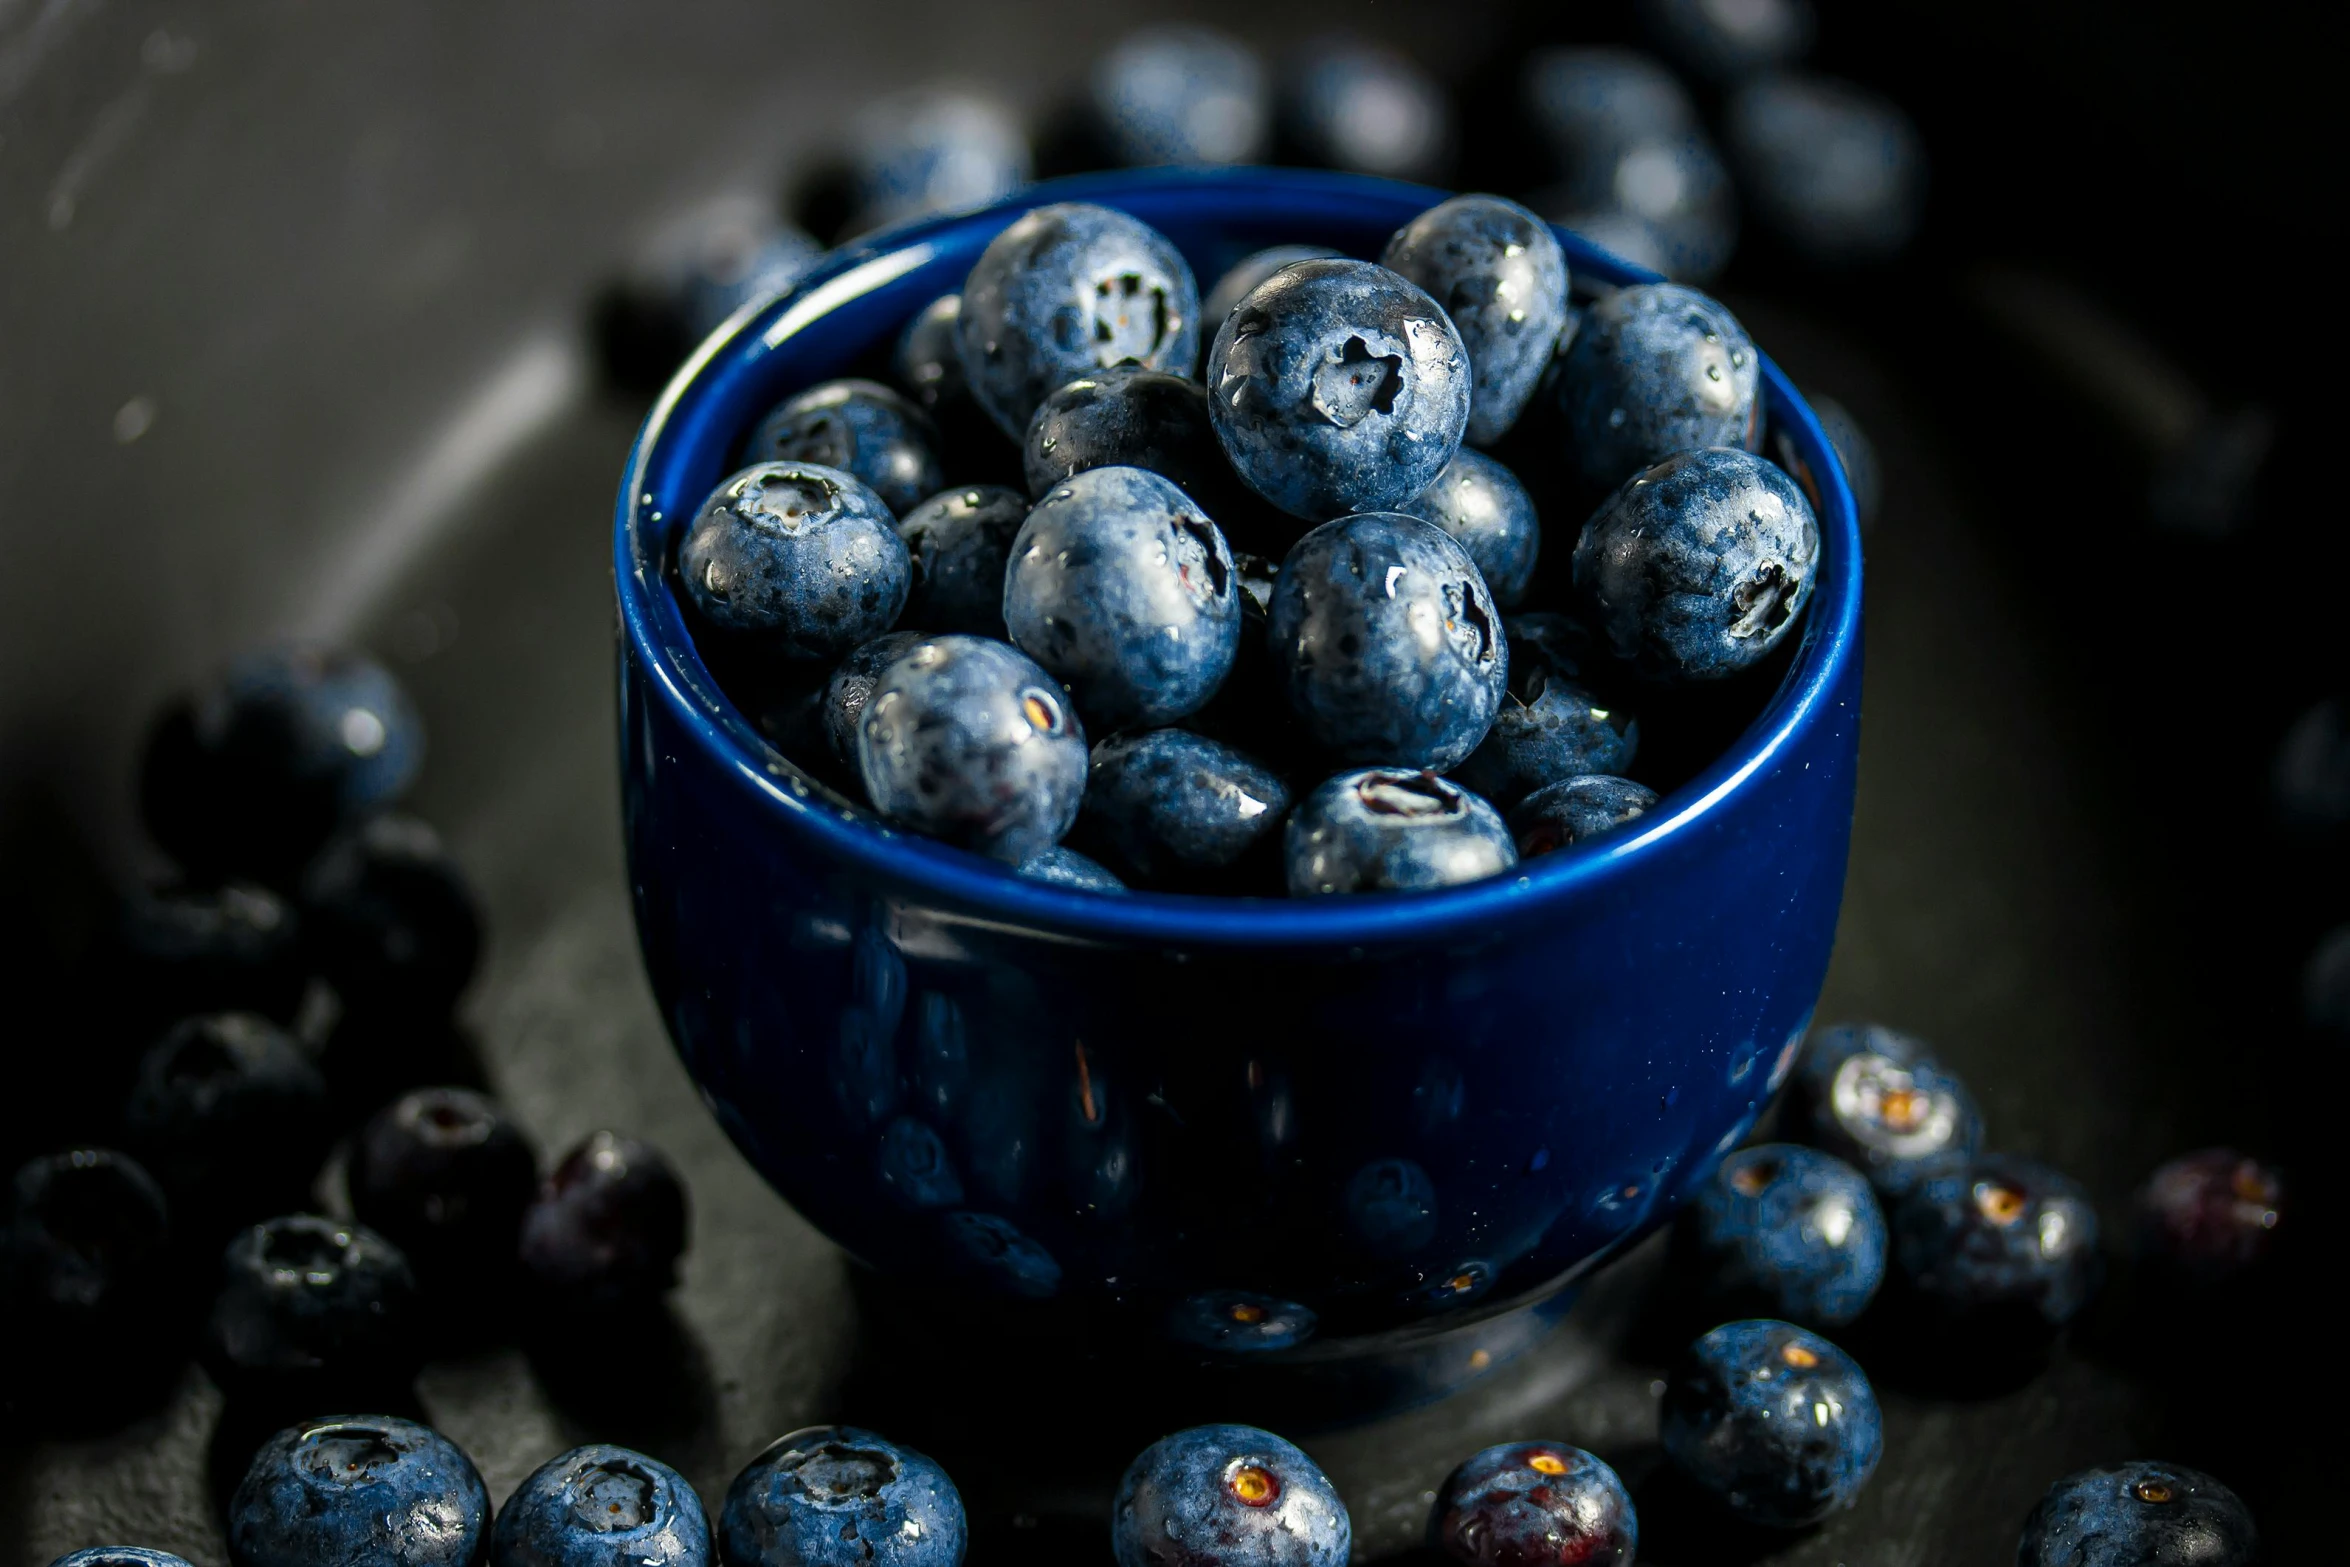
[[746, 379, 943, 517], [492, 1443, 713, 1567], [49, 1551, 195, 1567], [856, 635, 1088, 864], [1428, 1441, 1636, 1567], [820, 632, 929, 777], [2135, 1147, 2284, 1284], [1269, 512, 1506, 770], [1554, 283, 1759, 489], [1794, 1023, 1983, 1196], [1004, 465, 1242, 732], [300, 814, 484, 1020], [1660, 1319, 1882, 1529], [1022, 364, 1234, 513], [1207, 259, 1471, 522], [955, 202, 1201, 440], [202, 1214, 422, 1403], [122, 1012, 331, 1232], [1452, 644, 1637, 812], [893, 294, 967, 413], [1015, 845, 1126, 891], [895, 486, 1026, 637], [1112, 1423, 1350, 1567], [5, 1149, 171, 1353], [1400, 447, 1543, 610], [1508, 775, 1659, 857], [1891, 1153, 2101, 1335], [1573, 447, 1819, 684], [1286, 769, 1517, 896], [1680, 1143, 1886, 1329], [115, 882, 308, 1027], [519, 1130, 690, 1313], [228, 1414, 490, 1567], [348, 1087, 538, 1288], [680, 462, 910, 663], [720, 1425, 966, 1567], [1079, 729, 1291, 890], [1201, 246, 1342, 350], [2017, 1462, 2256, 1567], [1089, 26, 1272, 169], [1381, 195, 1571, 447]]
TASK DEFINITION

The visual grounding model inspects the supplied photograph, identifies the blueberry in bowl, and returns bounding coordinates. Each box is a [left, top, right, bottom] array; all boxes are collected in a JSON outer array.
[[679, 462, 910, 663], [1554, 282, 1761, 490], [745, 379, 943, 517]]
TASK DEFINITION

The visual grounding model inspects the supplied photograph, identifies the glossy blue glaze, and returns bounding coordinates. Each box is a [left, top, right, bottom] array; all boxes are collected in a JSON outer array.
[[614, 169, 1863, 1351]]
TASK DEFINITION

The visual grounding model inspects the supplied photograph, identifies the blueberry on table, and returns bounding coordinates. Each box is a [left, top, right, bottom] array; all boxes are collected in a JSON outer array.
[[955, 202, 1200, 439], [1891, 1153, 2101, 1335], [1112, 1424, 1350, 1567], [1452, 652, 1637, 812], [1022, 363, 1231, 508], [1723, 75, 1926, 266], [2135, 1147, 2284, 1284], [1004, 465, 1242, 731], [2017, 1462, 2256, 1567], [348, 1087, 538, 1288], [139, 644, 422, 882], [1399, 447, 1542, 609], [1660, 1319, 1882, 1529], [821, 632, 929, 776], [122, 1012, 330, 1231], [519, 1130, 690, 1313], [857, 635, 1087, 864], [1167, 1291, 1319, 1354], [1573, 447, 1819, 684], [6, 1149, 171, 1351], [1268, 512, 1505, 769], [228, 1414, 490, 1567], [1555, 284, 1760, 489], [1508, 775, 1658, 857], [1794, 1023, 1983, 1196], [842, 86, 1029, 235], [679, 462, 910, 663], [1078, 729, 1291, 889], [746, 380, 944, 517], [1279, 34, 1453, 184], [1089, 26, 1272, 168], [1680, 1144, 1887, 1329], [895, 486, 1026, 637], [721, 1425, 966, 1567], [893, 295, 968, 413], [114, 881, 307, 1027], [48, 1551, 196, 1567], [1286, 770, 1516, 896], [301, 813, 484, 1020], [1207, 259, 1471, 522], [203, 1214, 422, 1402], [1382, 195, 1570, 448], [1428, 1441, 1636, 1567], [1014, 845, 1126, 891], [493, 1444, 713, 1567]]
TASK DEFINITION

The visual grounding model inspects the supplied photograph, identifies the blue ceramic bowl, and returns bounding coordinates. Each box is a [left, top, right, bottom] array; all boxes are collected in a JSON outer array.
[[615, 168, 1861, 1353]]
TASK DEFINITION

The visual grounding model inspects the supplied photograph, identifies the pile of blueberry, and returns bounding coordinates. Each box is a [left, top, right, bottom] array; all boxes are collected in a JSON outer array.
[[675, 190, 1826, 897]]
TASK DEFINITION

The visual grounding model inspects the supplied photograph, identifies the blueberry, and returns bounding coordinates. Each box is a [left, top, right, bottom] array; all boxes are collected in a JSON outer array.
[[941, 1209, 1062, 1298], [955, 202, 1200, 439], [228, 1414, 490, 1567], [203, 1214, 423, 1402], [1680, 1144, 1886, 1329], [1503, 610, 1608, 679], [1004, 466, 1242, 731], [1519, 52, 1733, 283], [651, 193, 823, 344], [1022, 364, 1233, 511], [1521, 49, 1698, 177], [1279, 34, 1453, 183], [1508, 775, 1659, 857], [5, 1149, 171, 1354], [1724, 75, 1926, 266], [1207, 259, 1471, 521], [115, 881, 308, 1028], [1089, 27, 1272, 168], [48, 1551, 195, 1567], [893, 295, 968, 413], [1201, 246, 1343, 348], [1268, 512, 1505, 769], [1573, 448, 1818, 683], [1794, 1023, 1983, 1195], [1637, 0, 1815, 83], [1661, 1319, 1880, 1528], [301, 814, 483, 1020], [349, 1087, 538, 1288], [720, 1425, 966, 1567], [519, 1130, 690, 1313], [821, 632, 930, 776], [139, 644, 423, 882], [1555, 284, 1760, 490], [1286, 769, 1516, 896], [123, 1013, 330, 1230], [2017, 1462, 2256, 1567], [679, 462, 910, 662], [1399, 448, 1542, 608], [1382, 196, 1571, 448], [1078, 729, 1291, 889], [843, 87, 1029, 235], [1112, 1424, 1350, 1567], [1891, 1153, 2101, 1334], [746, 380, 944, 517], [2136, 1148, 2284, 1286], [1014, 845, 1126, 891], [2273, 696, 2350, 835], [1428, 1442, 1636, 1567], [894, 487, 1025, 637], [493, 1444, 713, 1567], [1167, 1291, 1319, 1354], [1454, 637, 1638, 811]]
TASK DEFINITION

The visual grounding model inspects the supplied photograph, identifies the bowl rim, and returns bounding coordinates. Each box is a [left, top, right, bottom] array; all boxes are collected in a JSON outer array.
[[615, 166, 1862, 950]]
